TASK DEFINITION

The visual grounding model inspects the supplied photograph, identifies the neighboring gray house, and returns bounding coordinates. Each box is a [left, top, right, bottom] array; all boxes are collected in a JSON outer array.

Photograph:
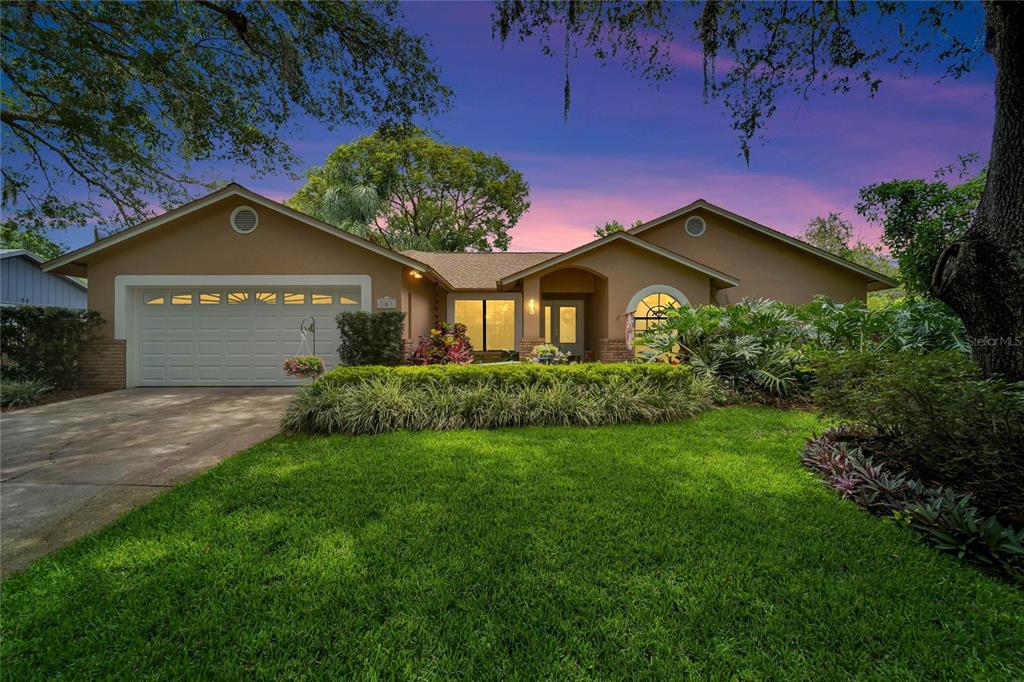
[[1, 249, 87, 308]]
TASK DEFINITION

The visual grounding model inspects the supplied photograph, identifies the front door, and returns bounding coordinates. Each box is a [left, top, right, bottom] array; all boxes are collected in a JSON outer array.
[[543, 300, 584, 359]]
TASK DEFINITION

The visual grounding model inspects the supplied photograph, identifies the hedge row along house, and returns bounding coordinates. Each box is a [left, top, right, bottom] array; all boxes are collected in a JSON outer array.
[[42, 184, 896, 388]]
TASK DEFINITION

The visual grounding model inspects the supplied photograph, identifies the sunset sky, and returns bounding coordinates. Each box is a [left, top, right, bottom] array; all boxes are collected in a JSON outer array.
[[58, 2, 995, 252]]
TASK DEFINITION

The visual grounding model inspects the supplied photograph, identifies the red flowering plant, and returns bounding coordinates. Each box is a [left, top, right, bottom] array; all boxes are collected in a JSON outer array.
[[411, 322, 475, 365], [282, 355, 325, 379]]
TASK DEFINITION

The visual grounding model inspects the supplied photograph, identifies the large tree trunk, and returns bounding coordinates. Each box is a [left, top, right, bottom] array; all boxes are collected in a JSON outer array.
[[933, 1, 1024, 381]]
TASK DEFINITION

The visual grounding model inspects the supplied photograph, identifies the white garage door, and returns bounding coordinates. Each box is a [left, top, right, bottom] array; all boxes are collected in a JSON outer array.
[[136, 286, 362, 386]]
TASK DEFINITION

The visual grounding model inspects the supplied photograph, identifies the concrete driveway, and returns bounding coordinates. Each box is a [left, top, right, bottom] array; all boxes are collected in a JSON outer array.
[[1, 387, 294, 576]]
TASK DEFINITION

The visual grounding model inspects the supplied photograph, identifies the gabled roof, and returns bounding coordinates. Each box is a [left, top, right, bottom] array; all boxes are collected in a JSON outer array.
[[2, 249, 88, 290], [499, 231, 740, 288], [402, 250, 559, 290], [41, 183, 430, 274], [628, 198, 899, 288]]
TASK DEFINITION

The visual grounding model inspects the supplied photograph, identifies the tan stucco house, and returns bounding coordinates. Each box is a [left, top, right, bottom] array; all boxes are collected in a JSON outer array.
[[43, 183, 895, 388]]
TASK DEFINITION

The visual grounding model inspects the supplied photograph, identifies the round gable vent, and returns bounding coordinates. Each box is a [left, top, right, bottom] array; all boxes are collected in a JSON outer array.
[[685, 215, 706, 237], [231, 206, 259, 234]]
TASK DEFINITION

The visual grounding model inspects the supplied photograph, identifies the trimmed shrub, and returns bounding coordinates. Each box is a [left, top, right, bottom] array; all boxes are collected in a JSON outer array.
[[814, 350, 1024, 524], [0, 378, 52, 408], [0, 306, 103, 389], [336, 311, 405, 366], [282, 364, 716, 435], [803, 429, 1023, 583]]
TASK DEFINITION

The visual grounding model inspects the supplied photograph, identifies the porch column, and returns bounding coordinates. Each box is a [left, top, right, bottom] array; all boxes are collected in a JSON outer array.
[[520, 275, 543, 355]]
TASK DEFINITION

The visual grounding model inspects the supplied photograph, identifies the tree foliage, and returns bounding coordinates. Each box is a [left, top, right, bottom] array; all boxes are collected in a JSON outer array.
[[800, 212, 897, 281], [1, 0, 450, 234], [0, 220, 64, 260], [857, 160, 985, 295], [493, 1, 982, 162], [594, 218, 642, 238], [289, 130, 530, 252]]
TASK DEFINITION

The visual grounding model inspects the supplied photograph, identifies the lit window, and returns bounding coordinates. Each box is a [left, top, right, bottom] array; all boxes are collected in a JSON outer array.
[[171, 293, 193, 305], [486, 299, 516, 351], [255, 292, 277, 305], [199, 292, 221, 305], [543, 306, 551, 343], [559, 306, 577, 344], [339, 295, 358, 305], [227, 292, 249, 305], [283, 293, 305, 305], [454, 299, 516, 351], [454, 300, 484, 348], [311, 293, 333, 305], [144, 293, 165, 305], [633, 292, 680, 357]]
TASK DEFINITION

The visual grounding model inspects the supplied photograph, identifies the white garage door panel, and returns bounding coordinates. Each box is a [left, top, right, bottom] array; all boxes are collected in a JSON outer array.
[[136, 286, 361, 386]]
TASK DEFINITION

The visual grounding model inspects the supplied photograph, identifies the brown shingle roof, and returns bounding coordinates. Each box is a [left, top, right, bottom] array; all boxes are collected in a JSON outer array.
[[401, 250, 559, 290]]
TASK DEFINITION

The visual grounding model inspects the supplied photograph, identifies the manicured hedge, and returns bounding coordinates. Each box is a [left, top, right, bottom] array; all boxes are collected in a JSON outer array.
[[282, 364, 716, 435]]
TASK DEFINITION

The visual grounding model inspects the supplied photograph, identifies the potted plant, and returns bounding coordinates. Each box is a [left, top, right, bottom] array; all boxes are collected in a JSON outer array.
[[282, 355, 325, 379], [529, 343, 569, 365]]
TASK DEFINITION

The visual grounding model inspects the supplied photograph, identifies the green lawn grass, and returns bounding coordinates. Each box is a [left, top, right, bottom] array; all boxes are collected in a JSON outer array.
[[3, 407, 1022, 679]]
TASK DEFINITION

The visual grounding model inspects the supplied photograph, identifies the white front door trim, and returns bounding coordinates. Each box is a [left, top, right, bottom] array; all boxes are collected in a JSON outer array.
[[117, 275, 371, 388]]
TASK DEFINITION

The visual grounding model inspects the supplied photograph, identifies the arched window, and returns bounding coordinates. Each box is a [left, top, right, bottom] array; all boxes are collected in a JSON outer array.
[[633, 292, 679, 336]]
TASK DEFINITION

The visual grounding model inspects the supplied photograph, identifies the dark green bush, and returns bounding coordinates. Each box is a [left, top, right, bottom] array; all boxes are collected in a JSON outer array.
[[336, 311, 405, 366], [814, 351, 1024, 524], [282, 364, 716, 435], [0, 306, 103, 390]]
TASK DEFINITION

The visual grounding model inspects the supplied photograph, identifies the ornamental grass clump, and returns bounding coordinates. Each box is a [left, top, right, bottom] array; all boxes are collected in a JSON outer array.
[[281, 364, 715, 435]]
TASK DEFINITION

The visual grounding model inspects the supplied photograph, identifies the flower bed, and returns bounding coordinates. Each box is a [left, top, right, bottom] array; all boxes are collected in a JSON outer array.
[[282, 364, 716, 435]]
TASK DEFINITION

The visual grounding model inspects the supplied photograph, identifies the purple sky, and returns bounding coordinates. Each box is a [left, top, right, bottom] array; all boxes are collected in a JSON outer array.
[[59, 2, 996, 253]]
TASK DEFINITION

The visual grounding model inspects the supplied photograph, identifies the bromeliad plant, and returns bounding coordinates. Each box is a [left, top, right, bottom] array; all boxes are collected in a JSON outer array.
[[282, 355, 325, 379], [411, 322, 475, 365]]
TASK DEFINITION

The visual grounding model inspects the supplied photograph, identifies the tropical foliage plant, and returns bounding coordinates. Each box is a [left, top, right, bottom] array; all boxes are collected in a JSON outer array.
[[803, 429, 1023, 583], [636, 296, 966, 399], [411, 323, 475, 365]]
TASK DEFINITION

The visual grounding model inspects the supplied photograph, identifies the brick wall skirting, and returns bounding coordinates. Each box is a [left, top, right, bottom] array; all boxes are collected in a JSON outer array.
[[518, 338, 544, 359], [79, 340, 126, 390], [597, 338, 632, 363]]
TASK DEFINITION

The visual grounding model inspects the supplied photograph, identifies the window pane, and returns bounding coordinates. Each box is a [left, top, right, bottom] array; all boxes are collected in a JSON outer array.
[[283, 292, 305, 305], [559, 306, 577, 344], [171, 293, 193, 305], [543, 306, 551, 343], [199, 292, 221, 305], [227, 292, 249, 305], [255, 292, 277, 305], [339, 295, 358, 305], [485, 299, 516, 351], [454, 300, 484, 349], [144, 293, 165, 305], [311, 293, 333, 305]]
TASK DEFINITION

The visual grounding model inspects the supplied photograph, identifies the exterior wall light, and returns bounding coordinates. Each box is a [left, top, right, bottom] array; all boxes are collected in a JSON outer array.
[[528, 298, 537, 314], [410, 270, 423, 279]]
